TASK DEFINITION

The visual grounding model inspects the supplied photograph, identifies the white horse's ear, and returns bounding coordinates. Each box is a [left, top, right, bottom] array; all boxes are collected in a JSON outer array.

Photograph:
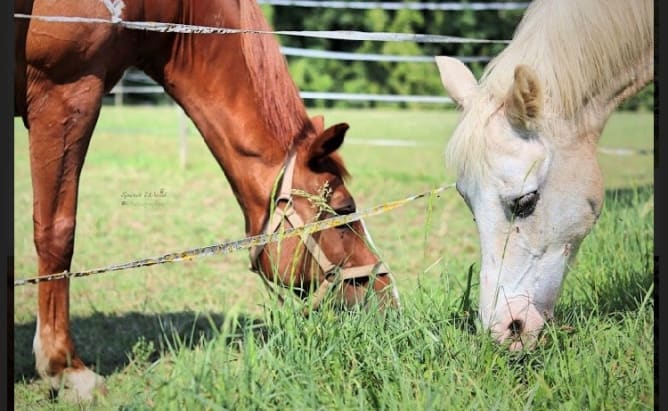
[[435, 56, 478, 108], [505, 65, 543, 130]]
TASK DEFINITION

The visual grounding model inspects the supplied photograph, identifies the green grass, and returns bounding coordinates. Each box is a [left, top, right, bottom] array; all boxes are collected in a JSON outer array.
[[13, 107, 653, 410]]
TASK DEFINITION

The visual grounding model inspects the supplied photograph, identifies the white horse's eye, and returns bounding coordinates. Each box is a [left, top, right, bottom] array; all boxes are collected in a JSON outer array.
[[511, 191, 539, 218]]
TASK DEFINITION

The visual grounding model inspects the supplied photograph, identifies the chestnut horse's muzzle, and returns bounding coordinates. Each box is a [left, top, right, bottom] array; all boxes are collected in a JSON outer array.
[[249, 151, 396, 310]]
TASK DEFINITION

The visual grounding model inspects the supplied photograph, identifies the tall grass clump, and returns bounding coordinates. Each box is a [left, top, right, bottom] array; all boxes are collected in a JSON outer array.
[[109, 186, 652, 411]]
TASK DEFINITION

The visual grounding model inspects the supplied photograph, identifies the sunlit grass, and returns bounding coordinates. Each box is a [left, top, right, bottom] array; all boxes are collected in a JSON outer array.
[[13, 106, 653, 410]]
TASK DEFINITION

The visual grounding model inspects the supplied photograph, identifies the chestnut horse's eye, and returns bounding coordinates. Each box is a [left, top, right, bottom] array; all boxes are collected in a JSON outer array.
[[511, 191, 539, 218]]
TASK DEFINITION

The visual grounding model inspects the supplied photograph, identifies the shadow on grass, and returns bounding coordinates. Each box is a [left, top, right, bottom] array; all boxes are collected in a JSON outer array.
[[557, 265, 653, 320], [14, 310, 267, 384], [556, 184, 653, 318]]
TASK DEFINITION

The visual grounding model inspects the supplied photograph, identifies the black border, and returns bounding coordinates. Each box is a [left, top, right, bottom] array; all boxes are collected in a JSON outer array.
[[654, 0, 663, 407], [2, 2, 661, 410], [2, 0, 15, 410]]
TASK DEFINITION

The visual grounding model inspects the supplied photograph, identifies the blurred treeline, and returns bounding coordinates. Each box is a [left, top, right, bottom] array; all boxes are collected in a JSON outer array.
[[114, 1, 653, 111], [266, 2, 522, 109]]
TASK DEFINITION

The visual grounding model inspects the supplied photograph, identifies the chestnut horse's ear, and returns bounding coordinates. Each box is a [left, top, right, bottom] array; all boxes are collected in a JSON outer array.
[[435, 56, 477, 108], [311, 115, 325, 134], [308, 123, 349, 160], [505, 65, 543, 130]]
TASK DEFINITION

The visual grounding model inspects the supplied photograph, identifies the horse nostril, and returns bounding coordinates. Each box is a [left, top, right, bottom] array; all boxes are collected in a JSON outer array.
[[344, 276, 369, 287], [508, 319, 524, 337]]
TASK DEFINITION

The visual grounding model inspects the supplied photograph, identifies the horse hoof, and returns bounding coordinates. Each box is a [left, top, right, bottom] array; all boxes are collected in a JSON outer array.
[[58, 368, 107, 403]]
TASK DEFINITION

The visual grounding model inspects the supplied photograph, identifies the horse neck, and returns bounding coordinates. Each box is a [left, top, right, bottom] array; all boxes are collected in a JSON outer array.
[[542, 48, 653, 146], [170, 74, 306, 237], [577, 47, 653, 139], [135, 1, 311, 236]]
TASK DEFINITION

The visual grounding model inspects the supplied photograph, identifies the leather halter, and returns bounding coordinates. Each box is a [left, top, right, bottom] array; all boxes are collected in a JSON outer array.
[[249, 151, 391, 310]]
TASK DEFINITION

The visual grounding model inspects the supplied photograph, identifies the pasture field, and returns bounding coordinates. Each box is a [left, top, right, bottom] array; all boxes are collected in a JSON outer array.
[[14, 106, 653, 410]]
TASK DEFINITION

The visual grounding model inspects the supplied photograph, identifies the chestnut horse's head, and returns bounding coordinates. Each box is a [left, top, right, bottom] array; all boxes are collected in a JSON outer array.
[[250, 116, 400, 311]]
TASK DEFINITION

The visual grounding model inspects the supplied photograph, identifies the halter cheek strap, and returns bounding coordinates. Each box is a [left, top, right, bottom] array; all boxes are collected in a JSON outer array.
[[249, 151, 391, 311]]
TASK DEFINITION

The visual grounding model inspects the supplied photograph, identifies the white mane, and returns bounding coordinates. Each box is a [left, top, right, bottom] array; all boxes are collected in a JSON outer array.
[[446, 0, 653, 179]]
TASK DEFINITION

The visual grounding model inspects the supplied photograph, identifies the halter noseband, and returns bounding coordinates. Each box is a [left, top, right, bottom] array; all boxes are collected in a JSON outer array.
[[249, 151, 391, 310]]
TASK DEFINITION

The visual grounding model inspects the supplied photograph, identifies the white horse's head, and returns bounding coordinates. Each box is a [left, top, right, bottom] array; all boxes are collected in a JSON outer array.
[[436, 57, 604, 349]]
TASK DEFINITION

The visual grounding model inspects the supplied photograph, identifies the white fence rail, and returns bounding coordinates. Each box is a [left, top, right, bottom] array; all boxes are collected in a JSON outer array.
[[257, 1, 530, 11], [281, 47, 492, 63], [108, 86, 454, 105], [91, 0, 527, 104]]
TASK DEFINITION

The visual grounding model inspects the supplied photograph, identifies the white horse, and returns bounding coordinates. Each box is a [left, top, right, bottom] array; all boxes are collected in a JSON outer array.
[[436, 0, 653, 349]]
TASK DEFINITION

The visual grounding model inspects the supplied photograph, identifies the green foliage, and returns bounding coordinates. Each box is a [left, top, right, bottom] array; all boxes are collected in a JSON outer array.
[[266, 2, 653, 111], [619, 83, 654, 112], [270, 2, 654, 111], [268, 2, 525, 109], [110, 4, 654, 112]]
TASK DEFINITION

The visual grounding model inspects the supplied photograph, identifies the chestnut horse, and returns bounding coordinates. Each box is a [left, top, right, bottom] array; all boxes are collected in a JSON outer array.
[[15, 0, 399, 401], [436, 0, 652, 349]]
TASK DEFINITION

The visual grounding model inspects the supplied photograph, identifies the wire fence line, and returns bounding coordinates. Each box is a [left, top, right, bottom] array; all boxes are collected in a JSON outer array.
[[109, 86, 454, 105], [14, 2, 517, 104], [14, 184, 455, 286], [14, 13, 511, 44], [257, 1, 530, 11], [281, 47, 492, 63]]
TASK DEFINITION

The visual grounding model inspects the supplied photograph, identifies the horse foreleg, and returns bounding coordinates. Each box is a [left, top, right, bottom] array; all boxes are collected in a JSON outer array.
[[27, 75, 106, 402]]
